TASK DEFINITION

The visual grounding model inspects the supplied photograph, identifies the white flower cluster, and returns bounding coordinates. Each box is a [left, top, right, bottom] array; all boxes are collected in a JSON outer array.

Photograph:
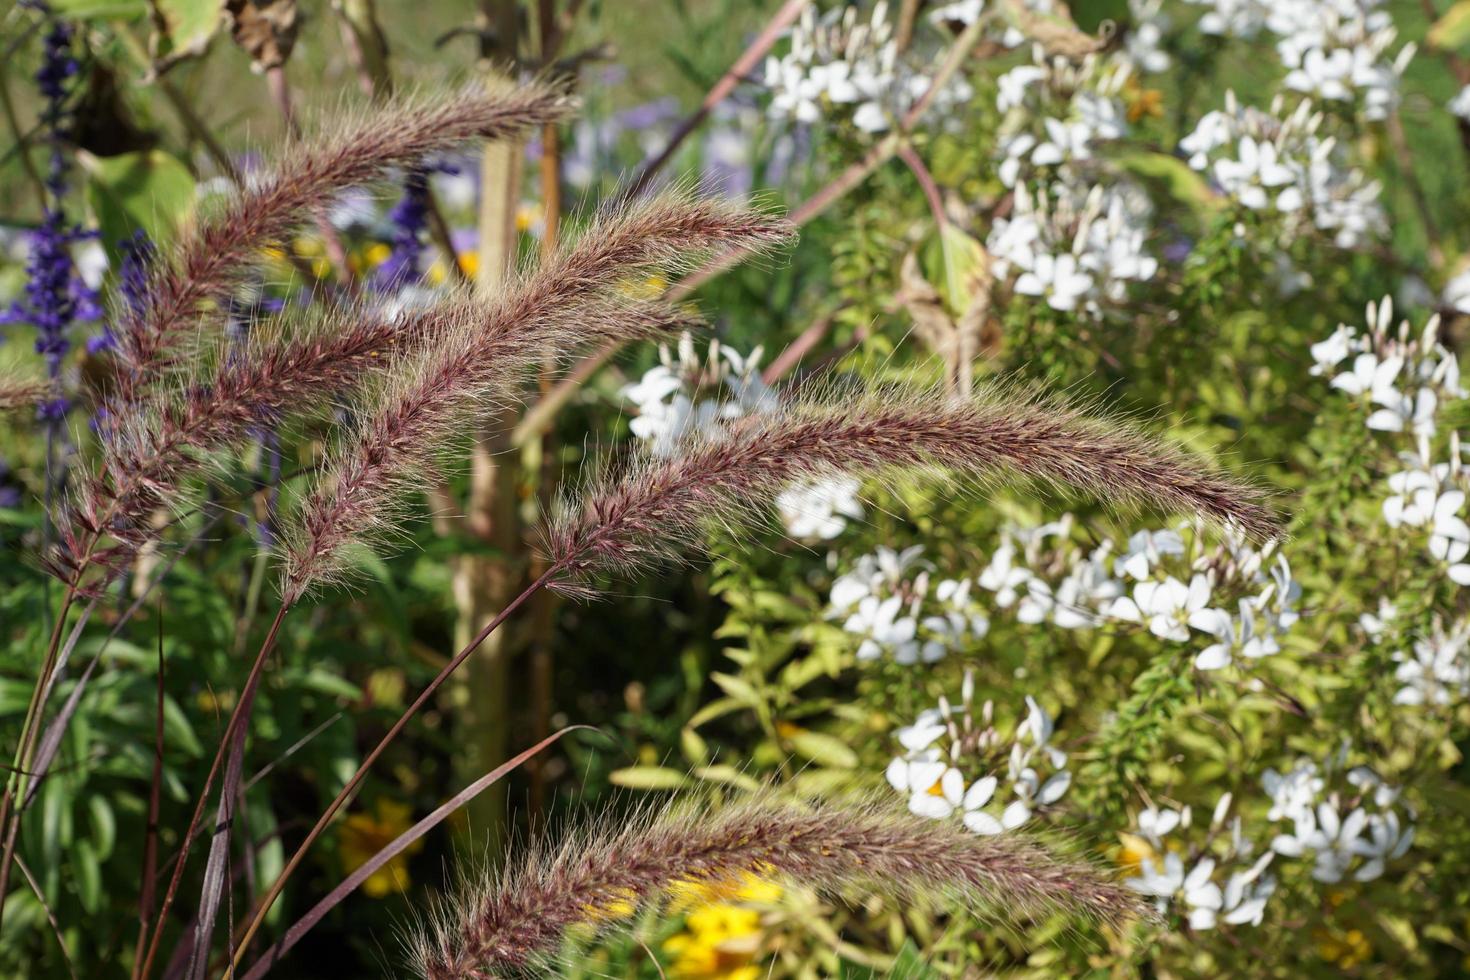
[[993, 48, 1131, 189], [827, 546, 989, 663], [886, 672, 1071, 835], [621, 333, 777, 455], [1264, 754, 1415, 884], [1312, 296, 1462, 438], [1186, 0, 1413, 120], [1125, 796, 1277, 930], [987, 180, 1158, 315], [1180, 92, 1384, 248], [1313, 298, 1470, 589], [621, 335, 863, 541], [762, 2, 973, 135], [1391, 620, 1470, 707], [974, 516, 1301, 672]]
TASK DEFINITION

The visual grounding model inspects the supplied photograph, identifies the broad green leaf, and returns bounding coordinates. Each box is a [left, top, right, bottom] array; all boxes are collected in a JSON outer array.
[[1429, 1, 1470, 49], [80, 149, 196, 256], [87, 795, 116, 861], [1109, 150, 1219, 213], [679, 726, 709, 766], [891, 939, 943, 980], [152, 0, 223, 61], [74, 840, 103, 913], [50, 0, 148, 18], [692, 765, 760, 791], [786, 729, 858, 769], [608, 766, 689, 790], [688, 696, 743, 729], [710, 672, 763, 708]]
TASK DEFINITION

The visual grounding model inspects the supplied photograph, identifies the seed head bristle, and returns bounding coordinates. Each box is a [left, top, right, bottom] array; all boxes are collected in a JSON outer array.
[[111, 80, 576, 396], [545, 382, 1280, 594], [410, 793, 1153, 978], [281, 193, 791, 599]]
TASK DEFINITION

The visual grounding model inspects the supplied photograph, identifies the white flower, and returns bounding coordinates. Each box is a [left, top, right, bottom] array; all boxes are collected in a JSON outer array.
[[1310, 323, 1358, 376], [1331, 351, 1403, 400], [1108, 574, 1219, 642], [1429, 490, 1470, 567], [1193, 600, 1279, 670], [1444, 269, 1470, 314], [1393, 627, 1470, 706], [978, 543, 1032, 607], [1262, 760, 1323, 823], [1452, 85, 1470, 120], [1137, 805, 1185, 846], [1014, 253, 1094, 312], [776, 476, 864, 540], [1116, 528, 1185, 580], [887, 753, 967, 819], [844, 594, 921, 663]]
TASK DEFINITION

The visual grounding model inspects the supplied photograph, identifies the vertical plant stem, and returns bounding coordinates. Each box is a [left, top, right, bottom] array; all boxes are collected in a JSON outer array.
[[450, 0, 524, 847], [0, 580, 78, 928], [528, 0, 565, 821], [139, 604, 293, 980], [132, 607, 168, 980], [223, 569, 560, 979]]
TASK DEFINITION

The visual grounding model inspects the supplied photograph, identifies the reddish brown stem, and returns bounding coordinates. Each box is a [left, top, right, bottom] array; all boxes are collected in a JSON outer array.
[[222, 567, 562, 978]]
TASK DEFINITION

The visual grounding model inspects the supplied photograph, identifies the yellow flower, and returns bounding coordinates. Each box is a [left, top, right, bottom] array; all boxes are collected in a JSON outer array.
[[1116, 832, 1156, 875], [1314, 927, 1372, 969], [338, 798, 423, 898], [516, 202, 543, 233], [364, 243, 392, 268], [1124, 80, 1164, 122], [427, 250, 479, 286], [662, 871, 778, 978], [668, 869, 782, 911], [581, 886, 640, 923], [663, 902, 764, 979]]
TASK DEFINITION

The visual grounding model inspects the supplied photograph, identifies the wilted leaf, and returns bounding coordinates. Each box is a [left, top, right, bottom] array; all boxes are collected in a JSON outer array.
[[999, 0, 1103, 57], [225, 0, 300, 73]]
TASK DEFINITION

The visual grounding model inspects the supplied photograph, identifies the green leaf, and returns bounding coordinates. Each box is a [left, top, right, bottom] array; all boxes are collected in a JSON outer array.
[[80, 150, 196, 256], [679, 726, 709, 767], [692, 765, 760, 791], [152, 0, 223, 60], [1429, 1, 1470, 49], [890, 939, 943, 980], [786, 729, 858, 769], [608, 766, 689, 790], [709, 672, 763, 708], [49, 0, 148, 18], [1108, 150, 1219, 214], [921, 225, 987, 317], [74, 840, 102, 914], [87, 795, 116, 861]]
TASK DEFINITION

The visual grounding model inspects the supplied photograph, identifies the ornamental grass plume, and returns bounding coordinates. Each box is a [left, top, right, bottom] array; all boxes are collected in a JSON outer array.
[[282, 192, 791, 598], [411, 794, 1153, 978], [0, 372, 49, 413], [110, 80, 575, 396], [544, 383, 1279, 594]]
